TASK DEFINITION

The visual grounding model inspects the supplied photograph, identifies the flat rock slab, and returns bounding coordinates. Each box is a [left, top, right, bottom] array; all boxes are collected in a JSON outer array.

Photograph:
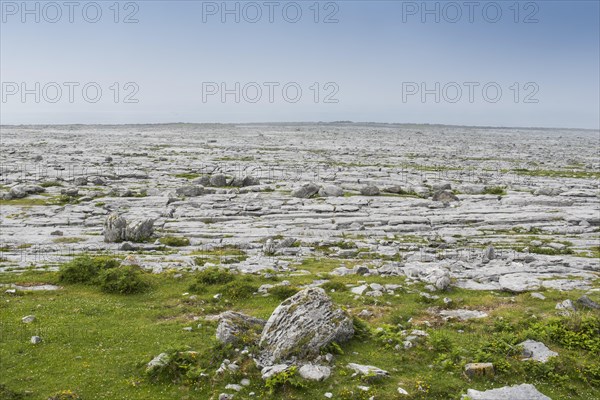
[[347, 363, 390, 379], [439, 309, 488, 321], [519, 340, 558, 363], [13, 284, 62, 291], [464, 384, 552, 400]]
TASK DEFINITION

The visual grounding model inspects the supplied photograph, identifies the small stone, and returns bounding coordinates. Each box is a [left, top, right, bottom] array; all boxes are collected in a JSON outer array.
[[298, 364, 331, 381], [30, 336, 42, 344], [531, 292, 546, 300], [240, 379, 251, 386], [261, 364, 290, 380], [398, 387, 409, 395], [22, 315, 35, 323], [347, 363, 389, 379], [324, 393, 333, 399], [218, 394, 234, 400], [227, 363, 239, 372], [351, 284, 368, 295], [555, 299, 576, 312], [225, 384, 243, 392], [357, 309, 374, 318], [146, 353, 170, 372]]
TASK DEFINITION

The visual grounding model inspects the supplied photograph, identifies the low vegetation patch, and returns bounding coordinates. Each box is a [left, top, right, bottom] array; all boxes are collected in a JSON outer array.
[[59, 255, 149, 294], [159, 236, 190, 247]]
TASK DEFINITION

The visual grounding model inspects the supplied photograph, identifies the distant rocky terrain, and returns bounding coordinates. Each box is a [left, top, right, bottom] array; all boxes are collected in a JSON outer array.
[[1, 124, 598, 289]]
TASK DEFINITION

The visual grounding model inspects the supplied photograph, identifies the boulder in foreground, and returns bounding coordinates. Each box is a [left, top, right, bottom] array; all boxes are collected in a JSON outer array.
[[256, 287, 354, 367]]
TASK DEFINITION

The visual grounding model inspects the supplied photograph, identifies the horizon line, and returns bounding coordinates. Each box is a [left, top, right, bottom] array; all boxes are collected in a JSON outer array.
[[0, 121, 598, 132]]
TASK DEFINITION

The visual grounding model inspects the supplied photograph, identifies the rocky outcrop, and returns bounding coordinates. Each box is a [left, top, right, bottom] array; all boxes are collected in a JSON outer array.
[[3, 184, 45, 199], [104, 213, 155, 243], [216, 311, 266, 346], [256, 287, 354, 367]]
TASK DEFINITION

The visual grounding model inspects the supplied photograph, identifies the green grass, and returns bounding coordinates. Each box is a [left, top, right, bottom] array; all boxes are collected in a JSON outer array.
[[482, 186, 507, 196], [40, 181, 63, 188], [190, 246, 248, 265], [0, 259, 599, 400], [506, 168, 600, 180], [52, 237, 87, 244], [158, 236, 190, 247]]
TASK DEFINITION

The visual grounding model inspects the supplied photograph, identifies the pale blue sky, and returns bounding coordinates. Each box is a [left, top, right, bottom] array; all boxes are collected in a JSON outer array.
[[1, 1, 599, 128]]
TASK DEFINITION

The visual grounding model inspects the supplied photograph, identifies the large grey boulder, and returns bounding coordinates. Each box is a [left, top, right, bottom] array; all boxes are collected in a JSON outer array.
[[257, 287, 354, 367], [192, 175, 211, 186], [124, 218, 155, 242], [216, 311, 266, 346], [104, 213, 128, 242], [104, 213, 155, 243], [291, 183, 320, 198], [463, 384, 551, 400], [360, 185, 380, 196], [210, 173, 228, 187], [231, 176, 260, 187]]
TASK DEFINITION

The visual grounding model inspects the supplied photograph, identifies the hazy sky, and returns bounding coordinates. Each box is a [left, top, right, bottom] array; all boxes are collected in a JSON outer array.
[[1, 0, 599, 128]]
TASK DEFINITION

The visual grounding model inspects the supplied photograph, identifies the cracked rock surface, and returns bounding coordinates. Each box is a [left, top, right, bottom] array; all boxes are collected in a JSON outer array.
[[0, 124, 598, 292]]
